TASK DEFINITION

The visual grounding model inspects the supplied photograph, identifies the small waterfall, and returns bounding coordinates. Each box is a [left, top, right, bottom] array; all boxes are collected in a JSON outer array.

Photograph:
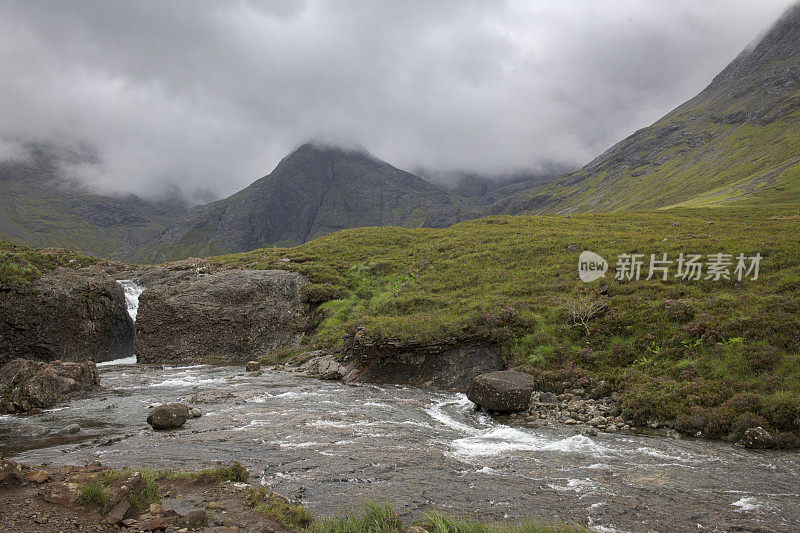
[[97, 280, 144, 367], [117, 279, 144, 321]]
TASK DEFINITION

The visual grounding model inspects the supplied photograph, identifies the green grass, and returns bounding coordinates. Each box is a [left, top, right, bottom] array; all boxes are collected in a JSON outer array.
[[305, 502, 587, 533], [306, 501, 403, 533], [77, 482, 110, 507], [213, 207, 800, 445], [248, 487, 314, 531], [0, 240, 96, 291], [420, 510, 588, 533]]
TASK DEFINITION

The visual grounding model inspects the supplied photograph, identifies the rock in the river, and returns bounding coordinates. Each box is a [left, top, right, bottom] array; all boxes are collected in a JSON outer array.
[[466, 370, 536, 412], [136, 270, 311, 364], [245, 361, 260, 372], [740, 426, 778, 449], [147, 403, 190, 430], [297, 351, 348, 380], [0, 358, 100, 414], [0, 268, 134, 367], [58, 423, 81, 435], [189, 407, 203, 419]]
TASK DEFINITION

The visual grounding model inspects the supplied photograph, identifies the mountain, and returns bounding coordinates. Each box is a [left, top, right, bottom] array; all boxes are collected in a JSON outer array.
[[501, 3, 800, 215], [0, 151, 183, 259], [136, 143, 478, 262]]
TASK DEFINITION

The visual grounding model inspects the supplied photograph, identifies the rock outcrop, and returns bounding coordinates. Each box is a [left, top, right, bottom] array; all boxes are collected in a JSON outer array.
[[147, 403, 190, 430], [342, 335, 505, 390], [0, 268, 134, 367], [0, 358, 100, 414], [467, 370, 537, 412], [135, 269, 311, 364]]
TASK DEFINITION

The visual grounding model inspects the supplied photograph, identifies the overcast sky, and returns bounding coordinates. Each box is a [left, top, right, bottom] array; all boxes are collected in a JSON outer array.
[[0, 1, 794, 203]]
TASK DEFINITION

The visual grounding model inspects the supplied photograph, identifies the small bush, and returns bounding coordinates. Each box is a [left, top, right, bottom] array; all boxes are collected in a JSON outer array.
[[247, 487, 313, 531], [307, 500, 402, 533], [77, 482, 110, 507]]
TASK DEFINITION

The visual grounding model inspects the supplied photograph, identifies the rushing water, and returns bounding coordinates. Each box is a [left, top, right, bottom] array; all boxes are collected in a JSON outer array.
[[1, 364, 798, 532], [1, 283, 798, 531]]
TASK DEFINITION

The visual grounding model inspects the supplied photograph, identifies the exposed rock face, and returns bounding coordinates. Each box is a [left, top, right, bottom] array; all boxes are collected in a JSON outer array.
[[467, 370, 537, 412], [145, 143, 474, 261], [0, 268, 134, 367], [135, 269, 311, 364], [147, 403, 190, 430], [342, 336, 505, 391], [0, 358, 100, 414]]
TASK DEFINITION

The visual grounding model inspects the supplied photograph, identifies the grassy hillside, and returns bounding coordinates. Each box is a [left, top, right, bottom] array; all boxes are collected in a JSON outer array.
[[0, 158, 180, 259], [214, 203, 800, 445], [501, 4, 800, 215]]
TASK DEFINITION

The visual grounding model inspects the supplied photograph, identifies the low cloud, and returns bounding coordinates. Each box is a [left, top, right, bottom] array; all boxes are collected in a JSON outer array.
[[0, 0, 793, 202]]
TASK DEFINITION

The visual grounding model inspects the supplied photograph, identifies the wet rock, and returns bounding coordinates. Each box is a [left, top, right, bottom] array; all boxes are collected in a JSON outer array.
[[9, 424, 50, 437], [245, 361, 260, 372], [136, 270, 312, 364], [740, 427, 778, 449], [0, 358, 100, 414], [147, 403, 190, 429], [189, 407, 203, 418], [58, 423, 81, 435], [0, 267, 134, 367], [467, 371, 536, 412], [298, 351, 347, 380]]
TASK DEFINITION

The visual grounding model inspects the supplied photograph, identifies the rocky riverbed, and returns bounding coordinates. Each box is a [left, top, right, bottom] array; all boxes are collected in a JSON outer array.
[[1, 362, 798, 532]]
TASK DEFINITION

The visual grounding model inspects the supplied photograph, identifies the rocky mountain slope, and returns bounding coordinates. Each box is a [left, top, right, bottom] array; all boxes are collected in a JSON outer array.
[[500, 3, 800, 214], [135, 143, 478, 262], [0, 150, 183, 259]]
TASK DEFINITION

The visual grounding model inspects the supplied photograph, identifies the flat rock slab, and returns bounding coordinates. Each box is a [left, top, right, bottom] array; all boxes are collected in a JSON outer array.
[[467, 370, 537, 412]]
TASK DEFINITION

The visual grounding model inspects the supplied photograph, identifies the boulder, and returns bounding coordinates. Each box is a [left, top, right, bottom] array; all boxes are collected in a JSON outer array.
[[0, 358, 100, 414], [0, 268, 134, 367], [298, 351, 348, 380], [58, 423, 81, 435], [245, 361, 260, 372], [147, 403, 190, 430], [467, 370, 537, 412], [135, 270, 312, 364], [740, 426, 778, 449]]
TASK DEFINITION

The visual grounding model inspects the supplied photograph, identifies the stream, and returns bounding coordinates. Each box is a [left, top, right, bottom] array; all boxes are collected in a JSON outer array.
[[0, 282, 798, 532], [1, 364, 798, 532]]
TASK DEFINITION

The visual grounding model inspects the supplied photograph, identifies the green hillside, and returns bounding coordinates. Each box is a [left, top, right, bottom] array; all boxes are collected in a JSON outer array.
[[502, 4, 800, 215], [0, 156, 181, 259], [213, 205, 800, 445]]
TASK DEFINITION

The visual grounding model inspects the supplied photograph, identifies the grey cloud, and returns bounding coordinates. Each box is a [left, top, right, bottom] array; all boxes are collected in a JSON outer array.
[[0, 0, 793, 202]]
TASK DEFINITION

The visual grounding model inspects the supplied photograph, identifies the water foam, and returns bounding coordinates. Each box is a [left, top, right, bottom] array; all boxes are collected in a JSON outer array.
[[97, 355, 138, 367]]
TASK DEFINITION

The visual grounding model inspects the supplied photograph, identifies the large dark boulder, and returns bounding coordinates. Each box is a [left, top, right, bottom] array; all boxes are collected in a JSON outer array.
[[467, 370, 536, 412], [0, 268, 134, 366], [0, 358, 100, 414], [135, 269, 311, 364], [147, 403, 190, 430]]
